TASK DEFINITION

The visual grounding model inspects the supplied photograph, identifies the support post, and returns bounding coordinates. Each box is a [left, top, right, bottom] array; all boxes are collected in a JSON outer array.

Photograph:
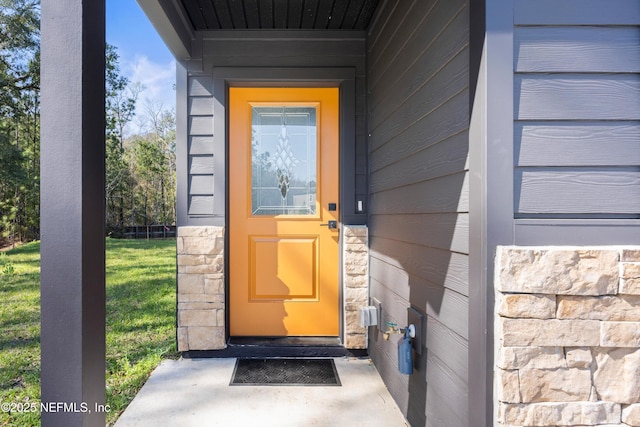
[[40, 0, 106, 425]]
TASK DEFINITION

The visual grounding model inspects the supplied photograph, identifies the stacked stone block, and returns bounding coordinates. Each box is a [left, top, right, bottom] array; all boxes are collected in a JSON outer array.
[[496, 247, 640, 427], [343, 225, 369, 349], [176, 226, 226, 351]]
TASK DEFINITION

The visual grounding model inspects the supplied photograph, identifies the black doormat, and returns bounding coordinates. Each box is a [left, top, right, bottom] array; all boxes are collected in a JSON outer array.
[[230, 358, 341, 386]]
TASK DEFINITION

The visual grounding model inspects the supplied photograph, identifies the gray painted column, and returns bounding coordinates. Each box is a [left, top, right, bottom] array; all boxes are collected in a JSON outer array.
[[469, 0, 515, 425], [40, 1, 106, 426]]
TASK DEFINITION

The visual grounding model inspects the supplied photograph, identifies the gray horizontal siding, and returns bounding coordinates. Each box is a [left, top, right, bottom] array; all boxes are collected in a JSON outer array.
[[369, 1, 469, 124], [515, 74, 640, 121], [515, 27, 640, 73], [187, 196, 214, 215], [189, 136, 214, 155], [516, 122, 640, 167], [369, 172, 469, 215], [189, 155, 214, 174], [188, 97, 214, 115], [516, 169, 640, 215], [188, 175, 214, 195], [370, 91, 470, 171], [188, 115, 214, 135], [370, 213, 469, 254], [186, 75, 216, 216], [426, 317, 468, 379], [513, 1, 640, 220], [188, 75, 212, 96], [367, 0, 470, 425], [370, 130, 469, 192], [369, 50, 469, 158], [425, 352, 468, 427], [370, 238, 469, 298], [514, 0, 640, 25]]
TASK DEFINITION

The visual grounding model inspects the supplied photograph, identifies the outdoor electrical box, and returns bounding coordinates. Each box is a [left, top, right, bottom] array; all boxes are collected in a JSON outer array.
[[359, 306, 378, 327]]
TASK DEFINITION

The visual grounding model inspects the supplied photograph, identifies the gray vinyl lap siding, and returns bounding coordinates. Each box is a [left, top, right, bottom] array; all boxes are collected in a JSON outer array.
[[513, 0, 640, 219], [367, 0, 470, 425], [186, 75, 216, 216]]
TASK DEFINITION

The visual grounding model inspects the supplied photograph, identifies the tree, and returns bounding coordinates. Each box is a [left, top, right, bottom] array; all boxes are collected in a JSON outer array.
[[0, 7, 178, 242], [0, 0, 40, 245], [140, 100, 176, 224], [104, 46, 177, 233], [130, 103, 176, 226], [105, 44, 142, 234], [0, 0, 39, 108]]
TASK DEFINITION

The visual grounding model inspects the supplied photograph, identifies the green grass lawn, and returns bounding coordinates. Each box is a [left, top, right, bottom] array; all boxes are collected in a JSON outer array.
[[0, 238, 178, 426]]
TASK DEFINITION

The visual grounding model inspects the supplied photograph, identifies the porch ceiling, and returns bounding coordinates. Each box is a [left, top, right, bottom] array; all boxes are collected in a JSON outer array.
[[179, 0, 380, 30]]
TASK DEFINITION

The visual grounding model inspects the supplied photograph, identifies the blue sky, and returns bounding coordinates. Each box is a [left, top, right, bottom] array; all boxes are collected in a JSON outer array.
[[106, 0, 176, 132]]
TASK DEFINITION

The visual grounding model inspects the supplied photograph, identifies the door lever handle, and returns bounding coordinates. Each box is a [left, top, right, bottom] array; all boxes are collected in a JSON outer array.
[[320, 220, 337, 229]]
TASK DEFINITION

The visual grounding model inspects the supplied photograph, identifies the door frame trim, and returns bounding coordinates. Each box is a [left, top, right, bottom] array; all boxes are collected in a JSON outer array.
[[213, 67, 357, 344]]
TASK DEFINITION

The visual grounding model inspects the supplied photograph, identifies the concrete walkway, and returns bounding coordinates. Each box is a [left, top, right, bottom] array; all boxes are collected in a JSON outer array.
[[114, 357, 408, 427]]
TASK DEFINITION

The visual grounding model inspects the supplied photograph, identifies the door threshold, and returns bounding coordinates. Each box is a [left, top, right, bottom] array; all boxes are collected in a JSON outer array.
[[183, 337, 367, 359]]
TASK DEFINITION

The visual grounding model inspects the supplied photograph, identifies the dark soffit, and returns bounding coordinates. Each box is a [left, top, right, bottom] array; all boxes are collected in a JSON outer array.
[[179, 0, 380, 30]]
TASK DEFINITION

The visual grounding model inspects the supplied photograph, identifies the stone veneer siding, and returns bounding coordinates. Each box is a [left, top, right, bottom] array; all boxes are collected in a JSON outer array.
[[495, 246, 640, 427], [343, 225, 369, 349], [176, 225, 370, 351], [176, 226, 226, 351]]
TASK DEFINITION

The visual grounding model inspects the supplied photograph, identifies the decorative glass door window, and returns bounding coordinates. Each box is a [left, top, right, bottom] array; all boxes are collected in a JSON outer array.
[[251, 106, 317, 216]]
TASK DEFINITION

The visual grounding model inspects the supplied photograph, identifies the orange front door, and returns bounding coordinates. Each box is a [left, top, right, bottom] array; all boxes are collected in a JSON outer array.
[[229, 87, 340, 336]]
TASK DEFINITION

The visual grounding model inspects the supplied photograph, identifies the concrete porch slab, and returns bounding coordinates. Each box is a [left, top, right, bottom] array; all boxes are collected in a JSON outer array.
[[114, 357, 408, 427]]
